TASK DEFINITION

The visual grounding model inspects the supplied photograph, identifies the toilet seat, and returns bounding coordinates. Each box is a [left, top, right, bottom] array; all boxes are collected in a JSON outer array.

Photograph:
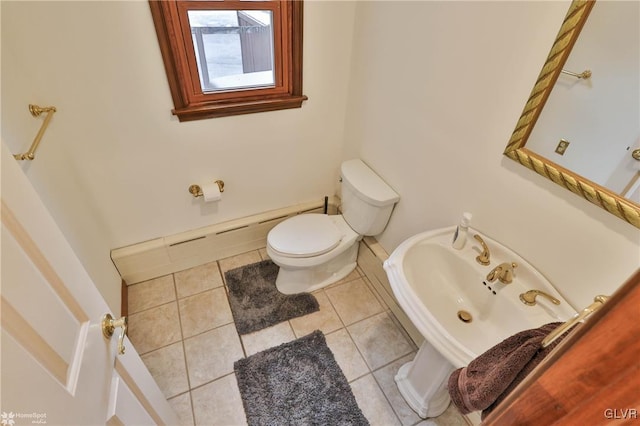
[[268, 214, 344, 258]]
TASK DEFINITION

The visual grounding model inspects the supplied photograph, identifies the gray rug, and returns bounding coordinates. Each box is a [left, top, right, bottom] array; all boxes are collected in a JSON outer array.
[[234, 330, 369, 426], [225, 260, 319, 335]]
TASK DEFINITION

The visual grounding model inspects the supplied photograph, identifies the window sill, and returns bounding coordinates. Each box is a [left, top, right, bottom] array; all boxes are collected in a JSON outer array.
[[172, 94, 308, 121]]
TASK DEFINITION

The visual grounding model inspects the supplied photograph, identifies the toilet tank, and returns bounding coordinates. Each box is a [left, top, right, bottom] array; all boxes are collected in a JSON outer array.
[[340, 159, 400, 236]]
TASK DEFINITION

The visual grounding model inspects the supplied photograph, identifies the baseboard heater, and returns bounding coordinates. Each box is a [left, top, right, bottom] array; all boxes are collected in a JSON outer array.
[[111, 198, 338, 285]]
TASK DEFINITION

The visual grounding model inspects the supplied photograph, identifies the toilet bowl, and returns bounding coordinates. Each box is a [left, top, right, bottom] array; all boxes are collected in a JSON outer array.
[[267, 159, 400, 294], [267, 214, 360, 294]]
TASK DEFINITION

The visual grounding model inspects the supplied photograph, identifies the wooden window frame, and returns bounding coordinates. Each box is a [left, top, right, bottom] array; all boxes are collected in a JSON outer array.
[[149, 0, 307, 121]]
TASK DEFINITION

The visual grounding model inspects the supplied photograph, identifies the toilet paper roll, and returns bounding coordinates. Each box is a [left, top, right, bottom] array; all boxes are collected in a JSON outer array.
[[201, 181, 222, 202]]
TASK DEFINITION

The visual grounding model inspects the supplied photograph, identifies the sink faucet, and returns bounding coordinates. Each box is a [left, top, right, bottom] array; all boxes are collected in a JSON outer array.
[[486, 262, 518, 284], [519, 289, 560, 306], [473, 234, 490, 265]]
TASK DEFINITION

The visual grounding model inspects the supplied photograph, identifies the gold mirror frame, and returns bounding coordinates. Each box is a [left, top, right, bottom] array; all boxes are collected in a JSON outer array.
[[503, 0, 640, 229]]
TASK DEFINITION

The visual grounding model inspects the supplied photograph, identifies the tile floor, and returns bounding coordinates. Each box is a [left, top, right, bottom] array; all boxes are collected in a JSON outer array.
[[127, 248, 470, 426]]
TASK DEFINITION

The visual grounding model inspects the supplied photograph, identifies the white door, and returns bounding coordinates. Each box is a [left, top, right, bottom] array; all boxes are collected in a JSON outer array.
[[0, 142, 178, 425]]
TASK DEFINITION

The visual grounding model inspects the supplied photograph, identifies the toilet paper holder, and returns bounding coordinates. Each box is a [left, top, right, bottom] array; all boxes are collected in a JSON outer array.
[[189, 180, 225, 198]]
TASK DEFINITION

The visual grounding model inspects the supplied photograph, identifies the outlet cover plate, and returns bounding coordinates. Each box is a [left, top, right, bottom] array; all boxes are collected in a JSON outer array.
[[555, 139, 570, 155]]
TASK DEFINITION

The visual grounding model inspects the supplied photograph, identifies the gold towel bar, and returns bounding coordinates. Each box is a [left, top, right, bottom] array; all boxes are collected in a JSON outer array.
[[541, 295, 609, 348], [14, 104, 57, 161], [560, 69, 592, 79]]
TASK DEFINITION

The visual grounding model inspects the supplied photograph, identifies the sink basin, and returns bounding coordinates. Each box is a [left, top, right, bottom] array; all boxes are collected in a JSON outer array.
[[382, 226, 576, 418], [384, 225, 575, 367]]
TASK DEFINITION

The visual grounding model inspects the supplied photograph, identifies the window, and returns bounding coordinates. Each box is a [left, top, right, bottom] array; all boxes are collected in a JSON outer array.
[[149, 0, 306, 121]]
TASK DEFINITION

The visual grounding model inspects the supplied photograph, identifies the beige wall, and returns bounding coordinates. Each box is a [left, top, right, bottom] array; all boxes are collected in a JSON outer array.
[[1, 0, 357, 313], [342, 1, 639, 309], [2, 1, 638, 315]]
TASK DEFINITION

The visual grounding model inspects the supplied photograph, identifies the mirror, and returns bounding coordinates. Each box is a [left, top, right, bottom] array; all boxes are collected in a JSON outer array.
[[504, 0, 640, 229]]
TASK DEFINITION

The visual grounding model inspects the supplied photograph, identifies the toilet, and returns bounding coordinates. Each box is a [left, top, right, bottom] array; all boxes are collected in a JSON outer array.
[[267, 159, 400, 294]]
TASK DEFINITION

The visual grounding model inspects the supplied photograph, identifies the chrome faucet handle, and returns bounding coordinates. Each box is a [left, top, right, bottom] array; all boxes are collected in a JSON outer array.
[[473, 234, 490, 265], [520, 289, 560, 306]]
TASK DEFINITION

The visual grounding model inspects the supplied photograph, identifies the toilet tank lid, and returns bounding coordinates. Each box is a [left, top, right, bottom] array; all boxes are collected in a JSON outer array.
[[341, 159, 400, 207]]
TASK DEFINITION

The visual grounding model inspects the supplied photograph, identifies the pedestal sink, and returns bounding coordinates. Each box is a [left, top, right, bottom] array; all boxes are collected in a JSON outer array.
[[383, 226, 575, 418]]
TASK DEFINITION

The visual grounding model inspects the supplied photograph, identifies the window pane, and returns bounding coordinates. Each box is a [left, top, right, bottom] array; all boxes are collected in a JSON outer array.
[[187, 10, 275, 93]]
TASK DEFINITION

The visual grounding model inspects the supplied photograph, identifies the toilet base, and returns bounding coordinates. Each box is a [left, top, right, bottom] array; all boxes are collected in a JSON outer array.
[[274, 243, 358, 294]]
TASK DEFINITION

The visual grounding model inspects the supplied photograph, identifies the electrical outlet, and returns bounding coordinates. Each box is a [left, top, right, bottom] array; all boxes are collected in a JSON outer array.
[[555, 139, 570, 155]]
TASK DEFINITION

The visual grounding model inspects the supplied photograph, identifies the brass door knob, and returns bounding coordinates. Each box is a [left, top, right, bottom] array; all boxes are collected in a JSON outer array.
[[102, 313, 128, 355], [632, 149, 640, 161]]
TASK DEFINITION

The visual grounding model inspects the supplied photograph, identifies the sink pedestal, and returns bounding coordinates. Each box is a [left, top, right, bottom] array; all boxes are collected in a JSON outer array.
[[395, 340, 454, 418]]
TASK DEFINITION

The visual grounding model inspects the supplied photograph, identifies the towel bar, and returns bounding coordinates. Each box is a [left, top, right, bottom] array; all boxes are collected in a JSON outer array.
[[560, 69, 592, 79], [541, 295, 609, 348], [14, 104, 57, 161]]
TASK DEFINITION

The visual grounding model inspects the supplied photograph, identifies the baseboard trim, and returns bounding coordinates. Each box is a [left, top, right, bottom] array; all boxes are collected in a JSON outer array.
[[111, 198, 338, 285]]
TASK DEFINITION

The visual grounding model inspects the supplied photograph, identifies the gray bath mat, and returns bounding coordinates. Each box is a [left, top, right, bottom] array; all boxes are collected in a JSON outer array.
[[225, 260, 319, 334], [234, 330, 369, 426]]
